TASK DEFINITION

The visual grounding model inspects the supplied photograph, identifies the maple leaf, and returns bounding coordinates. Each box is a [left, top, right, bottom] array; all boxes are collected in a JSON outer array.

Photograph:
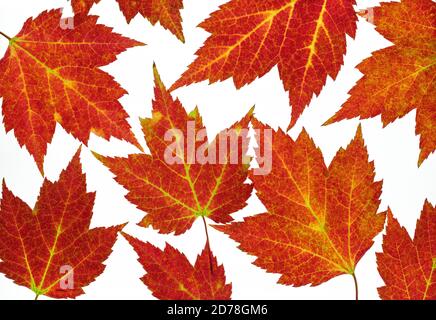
[[122, 232, 232, 299], [0, 148, 124, 299], [71, 0, 185, 42], [170, 0, 358, 129], [326, 0, 436, 165], [215, 119, 386, 299], [0, 9, 143, 174], [377, 202, 435, 300], [94, 65, 253, 235]]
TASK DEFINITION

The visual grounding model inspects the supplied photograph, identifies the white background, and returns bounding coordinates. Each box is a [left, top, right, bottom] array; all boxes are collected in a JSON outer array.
[[0, 0, 435, 300]]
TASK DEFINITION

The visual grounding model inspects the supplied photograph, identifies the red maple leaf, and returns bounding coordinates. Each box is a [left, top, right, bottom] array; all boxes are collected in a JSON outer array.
[[71, 0, 185, 42], [0, 149, 124, 299], [171, 0, 358, 129], [215, 119, 386, 299], [327, 0, 436, 165], [0, 9, 143, 174], [377, 202, 435, 300], [122, 232, 232, 299], [94, 65, 253, 235]]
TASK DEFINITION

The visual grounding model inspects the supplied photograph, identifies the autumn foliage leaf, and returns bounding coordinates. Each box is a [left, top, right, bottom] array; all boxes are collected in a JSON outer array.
[[71, 0, 185, 42], [122, 232, 232, 299], [171, 0, 358, 129], [94, 65, 253, 235], [327, 0, 436, 165], [216, 120, 386, 298], [0, 9, 143, 173], [377, 202, 435, 300], [0, 149, 124, 299]]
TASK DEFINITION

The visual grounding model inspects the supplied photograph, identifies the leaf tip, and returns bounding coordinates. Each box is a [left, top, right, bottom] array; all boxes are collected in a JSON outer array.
[[386, 208, 395, 223], [36, 161, 45, 177], [323, 116, 336, 126], [91, 151, 104, 163], [152, 64, 165, 89], [118, 223, 128, 232], [247, 105, 255, 117], [188, 106, 200, 119], [120, 231, 131, 241], [355, 123, 364, 139], [177, 33, 186, 44]]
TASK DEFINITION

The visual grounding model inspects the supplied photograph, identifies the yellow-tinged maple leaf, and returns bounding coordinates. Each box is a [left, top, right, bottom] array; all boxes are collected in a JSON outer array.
[[377, 202, 435, 300], [327, 0, 436, 165], [171, 0, 358, 129], [0, 9, 143, 173], [216, 119, 386, 299], [0, 149, 124, 299], [122, 232, 232, 299], [94, 65, 253, 235]]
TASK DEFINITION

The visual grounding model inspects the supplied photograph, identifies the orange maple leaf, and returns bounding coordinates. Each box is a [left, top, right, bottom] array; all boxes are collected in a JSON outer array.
[[71, 0, 185, 42], [215, 119, 386, 299], [171, 0, 358, 128], [94, 65, 253, 235], [0, 149, 124, 299], [327, 0, 436, 165], [123, 232, 232, 299], [377, 202, 435, 300], [0, 9, 143, 174]]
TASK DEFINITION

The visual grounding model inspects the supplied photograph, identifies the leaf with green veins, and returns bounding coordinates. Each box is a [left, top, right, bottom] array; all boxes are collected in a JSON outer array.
[[0, 9, 143, 173], [0, 148, 124, 299], [94, 65, 253, 235]]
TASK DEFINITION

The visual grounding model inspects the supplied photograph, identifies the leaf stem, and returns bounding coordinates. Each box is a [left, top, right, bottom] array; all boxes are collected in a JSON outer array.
[[0, 31, 11, 41], [201, 216, 214, 274], [34, 294, 40, 301], [352, 272, 359, 301]]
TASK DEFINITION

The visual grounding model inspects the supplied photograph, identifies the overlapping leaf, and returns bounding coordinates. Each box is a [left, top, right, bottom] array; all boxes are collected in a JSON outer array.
[[216, 119, 386, 292], [0, 149, 124, 299], [171, 0, 358, 128], [327, 0, 436, 165], [71, 0, 185, 42], [123, 232, 231, 299], [0, 9, 143, 173], [377, 202, 435, 300], [95, 66, 253, 235]]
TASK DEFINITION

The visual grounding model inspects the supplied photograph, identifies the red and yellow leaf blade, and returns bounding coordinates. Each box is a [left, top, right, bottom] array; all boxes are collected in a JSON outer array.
[[171, 0, 357, 128], [0, 9, 143, 173], [95, 66, 253, 235], [0, 149, 124, 298], [123, 232, 232, 300], [327, 0, 436, 165], [377, 202, 435, 300], [216, 119, 385, 287]]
